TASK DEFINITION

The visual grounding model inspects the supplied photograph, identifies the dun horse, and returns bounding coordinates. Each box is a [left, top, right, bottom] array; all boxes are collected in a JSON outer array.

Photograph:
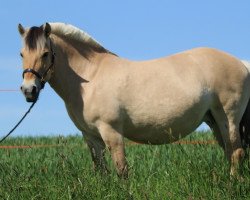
[[18, 22, 250, 178]]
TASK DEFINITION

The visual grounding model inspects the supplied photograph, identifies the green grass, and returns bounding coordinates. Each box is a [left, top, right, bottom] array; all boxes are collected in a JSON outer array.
[[0, 131, 250, 199]]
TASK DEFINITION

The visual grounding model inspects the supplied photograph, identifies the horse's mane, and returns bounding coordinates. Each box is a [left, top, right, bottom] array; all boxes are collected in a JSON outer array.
[[49, 22, 116, 56]]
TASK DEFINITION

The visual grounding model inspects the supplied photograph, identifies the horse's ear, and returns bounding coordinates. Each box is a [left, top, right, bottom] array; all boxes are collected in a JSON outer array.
[[42, 22, 51, 38], [18, 23, 25, 36]]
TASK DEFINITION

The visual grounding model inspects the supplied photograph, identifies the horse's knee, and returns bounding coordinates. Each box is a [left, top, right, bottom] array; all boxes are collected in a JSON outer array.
[[108, 144, 128, 178]]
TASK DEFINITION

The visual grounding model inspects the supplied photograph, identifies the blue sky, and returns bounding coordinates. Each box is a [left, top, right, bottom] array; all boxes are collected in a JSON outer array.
[[0, 1, 250, 136]]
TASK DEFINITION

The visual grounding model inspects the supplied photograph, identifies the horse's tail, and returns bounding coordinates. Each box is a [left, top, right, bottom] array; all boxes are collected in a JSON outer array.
[[240, 99, 250, 149], [240, 60, 250, 149]]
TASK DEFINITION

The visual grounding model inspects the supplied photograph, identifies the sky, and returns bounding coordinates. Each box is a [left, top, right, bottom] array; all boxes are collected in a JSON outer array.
[[0, 1, 250, 137]]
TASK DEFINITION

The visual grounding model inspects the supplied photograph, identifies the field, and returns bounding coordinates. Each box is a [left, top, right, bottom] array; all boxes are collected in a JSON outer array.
[[0, 131, 250, 199]]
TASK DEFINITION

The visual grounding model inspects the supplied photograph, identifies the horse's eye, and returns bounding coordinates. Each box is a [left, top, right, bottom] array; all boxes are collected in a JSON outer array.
[[42, 52, 49, 59], [20, 52, 23, 58]]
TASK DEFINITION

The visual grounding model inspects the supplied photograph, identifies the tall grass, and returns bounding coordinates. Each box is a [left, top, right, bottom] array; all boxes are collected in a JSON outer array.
[[0, 132, 250, 199]]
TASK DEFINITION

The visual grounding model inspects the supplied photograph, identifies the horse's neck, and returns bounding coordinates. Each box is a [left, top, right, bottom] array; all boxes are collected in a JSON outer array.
[[48, 36, 106, 103]]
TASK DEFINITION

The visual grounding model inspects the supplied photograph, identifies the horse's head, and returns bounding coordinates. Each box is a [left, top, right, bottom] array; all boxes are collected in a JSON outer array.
[[18, 23, 55, 102]]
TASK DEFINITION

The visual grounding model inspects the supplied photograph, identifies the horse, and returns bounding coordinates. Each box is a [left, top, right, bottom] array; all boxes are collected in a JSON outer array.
[[18, 22, 250, 178]]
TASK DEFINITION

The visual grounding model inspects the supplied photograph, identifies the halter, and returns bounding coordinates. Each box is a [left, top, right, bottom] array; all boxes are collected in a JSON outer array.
[[22, 42, 55, 89]]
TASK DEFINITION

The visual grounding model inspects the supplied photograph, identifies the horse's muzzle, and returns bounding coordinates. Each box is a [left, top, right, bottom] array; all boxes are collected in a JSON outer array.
[[20, 84, 40, 102]]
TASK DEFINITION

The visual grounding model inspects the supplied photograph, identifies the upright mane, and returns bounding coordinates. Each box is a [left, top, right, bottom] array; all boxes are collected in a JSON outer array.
[[49, 22, 116, 56]]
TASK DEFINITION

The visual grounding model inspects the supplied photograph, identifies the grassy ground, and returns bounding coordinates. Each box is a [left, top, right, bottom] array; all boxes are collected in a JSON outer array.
[[0, 131, 250, 199]]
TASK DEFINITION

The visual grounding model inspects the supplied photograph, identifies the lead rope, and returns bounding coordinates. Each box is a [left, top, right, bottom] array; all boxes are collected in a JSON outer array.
[[1, 40, 55, 143], [0, 101, 36, 143]]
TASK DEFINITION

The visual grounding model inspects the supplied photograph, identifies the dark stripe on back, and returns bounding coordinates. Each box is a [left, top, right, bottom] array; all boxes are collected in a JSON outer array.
[[25, 26, 43, 50]]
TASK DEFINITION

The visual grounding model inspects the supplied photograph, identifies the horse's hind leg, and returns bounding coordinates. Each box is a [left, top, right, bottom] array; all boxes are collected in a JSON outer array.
[[211, 108, 245, 177], [84, 133, 109, 174]]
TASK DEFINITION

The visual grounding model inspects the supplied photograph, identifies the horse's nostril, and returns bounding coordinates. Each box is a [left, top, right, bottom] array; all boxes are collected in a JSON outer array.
[[31, 86, 37, 95], [20, 86, 23, 91]]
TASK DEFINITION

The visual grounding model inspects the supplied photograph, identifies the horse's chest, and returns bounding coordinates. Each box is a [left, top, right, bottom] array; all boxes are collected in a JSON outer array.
[[65, 103, 95, 134]]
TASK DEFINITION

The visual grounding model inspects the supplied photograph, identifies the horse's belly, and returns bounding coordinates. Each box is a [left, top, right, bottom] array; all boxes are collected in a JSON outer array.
[[123, 120, 200, 144], [122, 96, 209, 144]]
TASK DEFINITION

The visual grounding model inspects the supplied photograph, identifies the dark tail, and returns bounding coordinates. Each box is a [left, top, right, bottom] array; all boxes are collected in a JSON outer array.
[[240, 99, 250, 149]]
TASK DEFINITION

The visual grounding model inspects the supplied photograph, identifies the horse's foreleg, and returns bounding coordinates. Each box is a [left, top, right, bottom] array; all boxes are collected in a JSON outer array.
[[97, 122, 128, 178], [84, 134, 109, 174]]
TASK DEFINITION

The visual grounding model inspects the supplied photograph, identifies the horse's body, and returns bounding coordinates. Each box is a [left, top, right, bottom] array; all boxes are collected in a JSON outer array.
[[19, 22, 250, 178], [81, 48, 247, 145]]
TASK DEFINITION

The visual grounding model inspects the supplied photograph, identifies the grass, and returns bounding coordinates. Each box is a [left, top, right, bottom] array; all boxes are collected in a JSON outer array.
[[0, 131, 250, 199]]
